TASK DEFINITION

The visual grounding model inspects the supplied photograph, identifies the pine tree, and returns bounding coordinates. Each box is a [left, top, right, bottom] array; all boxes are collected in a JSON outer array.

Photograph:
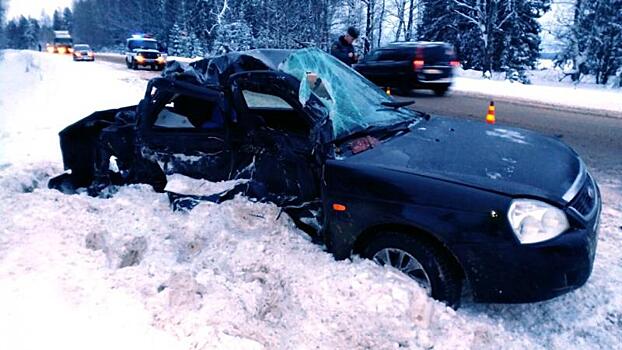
[[52, 9, 64, 30], [499, 0, 549, 82], [63, 7, 73, 33], [5, 19, 19, 49], [168, 23, 184, 56]]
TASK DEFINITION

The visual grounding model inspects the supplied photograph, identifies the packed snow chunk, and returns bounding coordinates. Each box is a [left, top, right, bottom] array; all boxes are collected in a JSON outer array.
[[486, 128, 528, 145], [165, 173, 248, 196]]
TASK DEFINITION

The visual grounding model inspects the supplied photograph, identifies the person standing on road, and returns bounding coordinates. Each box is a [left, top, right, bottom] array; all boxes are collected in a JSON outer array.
[[331, 26, 360, 66]]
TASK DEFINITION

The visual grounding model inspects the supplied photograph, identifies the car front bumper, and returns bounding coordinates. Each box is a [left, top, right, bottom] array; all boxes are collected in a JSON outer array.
[[454, 200, 601, 303], [135, 59, 165, 67], [74, 55, 94, 61]]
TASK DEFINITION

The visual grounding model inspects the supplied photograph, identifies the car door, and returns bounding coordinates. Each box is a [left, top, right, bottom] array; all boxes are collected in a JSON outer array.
[[227, 71, 322, 208], [355, 49, 383, 84], [375, 49, 414, 82], [137, 81, 233, 183]]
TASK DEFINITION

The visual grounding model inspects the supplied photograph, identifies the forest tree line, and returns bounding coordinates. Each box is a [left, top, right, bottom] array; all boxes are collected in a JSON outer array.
[[1, 0, 621, 85]]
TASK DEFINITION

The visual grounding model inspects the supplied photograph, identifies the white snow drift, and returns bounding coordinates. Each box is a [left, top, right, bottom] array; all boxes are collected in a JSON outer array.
[[0, 50, 621, 349]]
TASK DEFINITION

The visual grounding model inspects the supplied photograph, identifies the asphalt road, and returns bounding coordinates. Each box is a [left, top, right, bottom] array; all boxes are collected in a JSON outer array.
[[96, 53, 621, 177], [399, 90, 622, 177]]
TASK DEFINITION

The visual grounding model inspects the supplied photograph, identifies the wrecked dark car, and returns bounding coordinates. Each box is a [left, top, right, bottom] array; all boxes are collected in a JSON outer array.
[[49, 48, 601, 308]]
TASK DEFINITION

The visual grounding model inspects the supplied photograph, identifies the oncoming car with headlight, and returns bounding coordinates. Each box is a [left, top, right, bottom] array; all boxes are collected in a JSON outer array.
[[125, 35, 166, 70], [48, 48, 601, 308], [72, 44, 95, 61]]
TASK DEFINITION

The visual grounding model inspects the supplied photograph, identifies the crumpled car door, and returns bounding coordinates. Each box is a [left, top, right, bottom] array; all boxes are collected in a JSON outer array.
[[137, 85, 233, 183], [227, 71, 322, 209]]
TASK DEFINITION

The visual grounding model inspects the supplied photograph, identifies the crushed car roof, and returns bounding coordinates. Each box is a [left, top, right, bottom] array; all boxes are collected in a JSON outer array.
[[162, 49, 294, 87], [162, 48, 419, 139]]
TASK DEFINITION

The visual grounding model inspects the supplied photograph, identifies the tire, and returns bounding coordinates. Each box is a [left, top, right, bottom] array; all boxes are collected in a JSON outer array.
[[360, 231, 462, 308], [126, 58, 131, 69], [433, 85, 450, 97]]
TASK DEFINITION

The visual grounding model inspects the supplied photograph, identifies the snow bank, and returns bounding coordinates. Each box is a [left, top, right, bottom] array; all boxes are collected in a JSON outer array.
[[0, 50, 146, 165], [454, 68, 622, 118], [1, 50, 621, 349]]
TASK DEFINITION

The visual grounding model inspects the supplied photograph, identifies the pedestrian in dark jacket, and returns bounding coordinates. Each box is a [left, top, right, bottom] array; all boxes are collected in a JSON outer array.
[[331, 26, 360, 66]]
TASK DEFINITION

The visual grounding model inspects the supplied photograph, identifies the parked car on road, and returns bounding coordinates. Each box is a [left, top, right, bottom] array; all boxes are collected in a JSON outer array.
[[49, 48, 600, 308], [354, 41, 459, 96], [72, 44, 95, 62]]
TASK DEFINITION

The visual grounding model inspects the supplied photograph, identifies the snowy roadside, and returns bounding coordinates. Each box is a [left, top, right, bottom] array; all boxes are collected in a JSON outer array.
[[452, 70, 622, 118], [1, 50, 621, 349], [0, 50, 146, 165]]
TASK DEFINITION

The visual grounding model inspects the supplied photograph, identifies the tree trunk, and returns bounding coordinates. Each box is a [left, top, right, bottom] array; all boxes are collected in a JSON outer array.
[[405, 0, 415, 41], [378, 0, 386, 47], [365, 0, 375, 48]]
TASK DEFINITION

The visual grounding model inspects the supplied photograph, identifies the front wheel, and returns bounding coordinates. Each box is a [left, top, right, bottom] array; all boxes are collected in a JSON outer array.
[[360, 231, 463, 308]]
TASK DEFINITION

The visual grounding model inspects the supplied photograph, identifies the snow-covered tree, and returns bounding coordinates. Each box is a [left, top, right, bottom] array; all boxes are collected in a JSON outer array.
[[168, 23, 185, 56], [214, 19, 254, 52], [419, 0, 550, 76], [557, 0, 622, 85]]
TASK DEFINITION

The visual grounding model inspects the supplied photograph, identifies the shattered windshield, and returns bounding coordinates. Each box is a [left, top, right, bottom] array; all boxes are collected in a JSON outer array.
[[279, 48, 419, 139]]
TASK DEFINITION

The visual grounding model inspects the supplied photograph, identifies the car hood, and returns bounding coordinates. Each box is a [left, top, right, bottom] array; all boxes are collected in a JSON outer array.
[[344, 116, 581, 203]]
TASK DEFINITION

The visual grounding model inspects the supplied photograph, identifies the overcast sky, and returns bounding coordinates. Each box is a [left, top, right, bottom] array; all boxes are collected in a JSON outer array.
[[6, 0, 73, 19]]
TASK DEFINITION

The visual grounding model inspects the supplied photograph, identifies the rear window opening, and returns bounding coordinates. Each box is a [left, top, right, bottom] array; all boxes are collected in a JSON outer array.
[[153, 94, 224, 129]]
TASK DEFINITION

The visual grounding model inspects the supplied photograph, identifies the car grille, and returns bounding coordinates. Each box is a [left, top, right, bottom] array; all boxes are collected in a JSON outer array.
[[569, 174, 597, 217], [142, 52, 159, 59]]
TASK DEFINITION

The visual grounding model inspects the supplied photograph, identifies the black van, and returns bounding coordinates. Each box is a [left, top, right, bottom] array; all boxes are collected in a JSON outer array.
[[354, 41, 458, 96]]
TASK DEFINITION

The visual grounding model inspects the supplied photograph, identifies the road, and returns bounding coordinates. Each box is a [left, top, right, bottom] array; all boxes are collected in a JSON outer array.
[[97, 53, 621, 177]]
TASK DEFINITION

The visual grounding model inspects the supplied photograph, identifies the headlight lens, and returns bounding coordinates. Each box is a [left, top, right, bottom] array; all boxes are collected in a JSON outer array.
[[507, 199, 569, 244]]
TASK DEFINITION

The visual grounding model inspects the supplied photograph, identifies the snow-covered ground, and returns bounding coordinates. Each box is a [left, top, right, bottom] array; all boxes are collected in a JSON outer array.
[[454, 64, 622, 118], [1, 50, 621, 349]]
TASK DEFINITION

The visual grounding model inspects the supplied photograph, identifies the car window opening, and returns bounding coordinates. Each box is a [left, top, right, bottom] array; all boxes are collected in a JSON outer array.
[[154, 94, 224, 130], [241, 90, 310, 136]]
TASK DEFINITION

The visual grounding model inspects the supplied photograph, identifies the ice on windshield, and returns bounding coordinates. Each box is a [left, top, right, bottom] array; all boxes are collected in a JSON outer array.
[[279, 48, 417, 139]]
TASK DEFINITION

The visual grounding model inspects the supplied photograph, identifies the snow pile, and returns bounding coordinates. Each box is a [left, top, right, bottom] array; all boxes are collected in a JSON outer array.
[[1, 50, 622, 349], [0, 166, 530, 349], [165, 174, 248, 197]]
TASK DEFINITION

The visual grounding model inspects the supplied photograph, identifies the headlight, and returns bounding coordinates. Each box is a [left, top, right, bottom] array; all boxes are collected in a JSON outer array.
[[507, 199, 569, 244]]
